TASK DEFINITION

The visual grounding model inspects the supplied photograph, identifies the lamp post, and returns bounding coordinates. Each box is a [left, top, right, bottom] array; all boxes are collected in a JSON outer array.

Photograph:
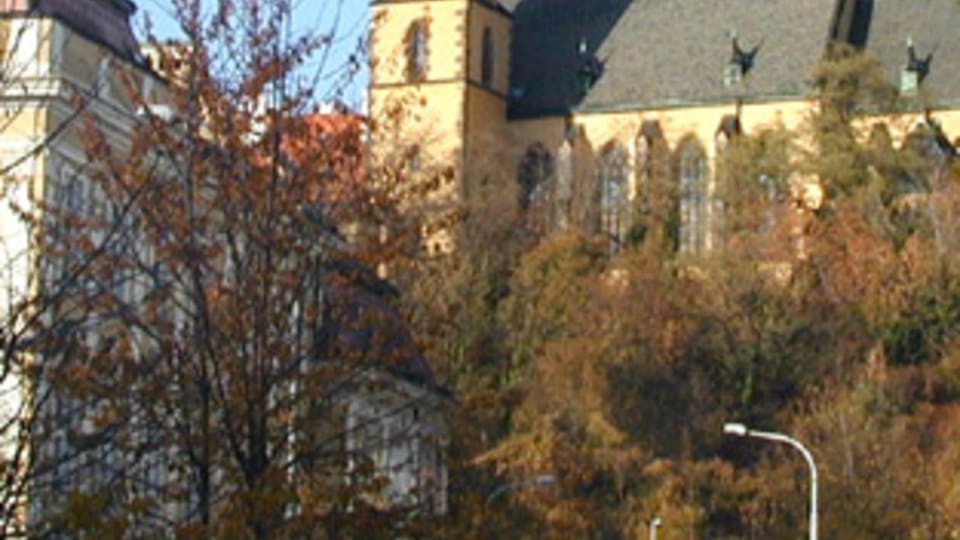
[[483, 475, 555, 538], [485, 475, 556, 507], [723, 422, 818, 540], [648, 516, 662, 540]]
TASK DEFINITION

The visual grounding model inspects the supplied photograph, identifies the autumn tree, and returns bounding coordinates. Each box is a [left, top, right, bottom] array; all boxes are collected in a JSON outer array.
[[19, 1, 450, 538], [456, 44, 960, 539]]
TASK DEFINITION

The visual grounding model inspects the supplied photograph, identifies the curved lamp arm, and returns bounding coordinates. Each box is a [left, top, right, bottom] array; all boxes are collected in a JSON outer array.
[[485, 475, 556, 507], [724, 423, 818, 540]]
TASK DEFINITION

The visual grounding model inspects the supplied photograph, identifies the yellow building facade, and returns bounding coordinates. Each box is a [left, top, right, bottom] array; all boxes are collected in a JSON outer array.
[[370, 0, 960, 253], [0, 0, 159, 534]]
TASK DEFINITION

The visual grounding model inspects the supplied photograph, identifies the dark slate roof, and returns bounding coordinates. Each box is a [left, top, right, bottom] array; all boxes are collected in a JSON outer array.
[[323, 276, 435, 387], [508, 0, 633, 116], [373, 0, 511, 16], [508, 0, 838, 117], [861, 0, 960, 107], [24, 0, 145, 66]]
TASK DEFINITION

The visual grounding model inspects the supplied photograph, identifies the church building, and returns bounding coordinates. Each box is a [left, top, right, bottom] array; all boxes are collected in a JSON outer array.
[[369, 0, 960, 253]]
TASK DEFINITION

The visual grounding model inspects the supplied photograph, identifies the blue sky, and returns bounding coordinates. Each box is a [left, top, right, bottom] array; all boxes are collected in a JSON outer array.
[[135, 0, 370, 108]]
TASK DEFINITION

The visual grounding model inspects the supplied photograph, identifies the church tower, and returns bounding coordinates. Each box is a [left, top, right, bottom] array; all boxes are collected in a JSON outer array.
[[368, 0, 512, 252]]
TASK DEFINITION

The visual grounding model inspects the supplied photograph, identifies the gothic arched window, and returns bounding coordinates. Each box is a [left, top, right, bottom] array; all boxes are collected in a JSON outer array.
[[635, 121, 664, 183], [406, 20, 428, 82], [555, 138, 574, 230], [481, 27, 494, 88], [677, 138, 708, 254], [518, 144, 554, 234], [635, 120, 669, 202], [599, 142, 630, 251], [902, 120, 953, 189], [867, 123, 904, 198], [714, 114, 741, 155]]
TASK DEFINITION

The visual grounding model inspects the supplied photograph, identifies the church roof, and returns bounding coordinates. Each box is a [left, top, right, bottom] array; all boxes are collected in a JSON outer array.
[[3, 0, 145, 66], [508, 0, 633, 116], [862, 0, 960, 108], [508, 0, 837, 117], [506, 0, 960, 117]]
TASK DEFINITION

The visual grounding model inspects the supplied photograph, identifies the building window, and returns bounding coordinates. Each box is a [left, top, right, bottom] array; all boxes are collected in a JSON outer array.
[[635, 121, 668, 200], [677, 139, 708, 254], [96, 57, 112, 99], [902, 120, 953, 185], [346, 395, 447, 513], [634, 121, 670, 245], [635, 121, 664, 180], [405, 144, 422, 173], [756, 173, 782, 234], [599, 142, 630, 252], [714, 114, 741, 155], [0, 20, 9, 63], [405, 20, 428, 82], [481, 27, 494, 88], [554, 138, 574, 230], [517, 144, 554, 234]]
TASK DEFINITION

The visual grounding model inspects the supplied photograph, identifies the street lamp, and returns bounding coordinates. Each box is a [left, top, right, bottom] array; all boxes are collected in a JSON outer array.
[[485, 475, 556, 507], [649, 516, 662, 540], [723, 422, 818, 540]]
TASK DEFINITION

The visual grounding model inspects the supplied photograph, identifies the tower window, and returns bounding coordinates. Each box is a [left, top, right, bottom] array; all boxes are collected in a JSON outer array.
[[481, 27, 494, 88], [406, 19, 428, 82]]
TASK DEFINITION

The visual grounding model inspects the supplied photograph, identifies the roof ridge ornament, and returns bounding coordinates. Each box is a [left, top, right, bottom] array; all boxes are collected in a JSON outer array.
[[724, 31, 762, 87], [901, 36, 937, 96], [576, 36, 605, 96], [905, 36, 935, 84], [731, 35, 763, 77]]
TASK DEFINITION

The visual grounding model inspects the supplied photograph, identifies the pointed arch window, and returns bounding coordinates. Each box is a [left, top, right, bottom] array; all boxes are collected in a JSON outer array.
[[714, 114, 741, 155], [633, 122, 670, 245], [677, 139, 708, 254], [712, 114, 741, 244], [635, 121, 665, 181], [481, 27, 494, 88], [518, 144, 554, 234], [635, 120, 669, 204], [902, 119, 953, 188], [599, 142, 630, 252], [406, 19, 428, 82], [554, 137, 574, 231]]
